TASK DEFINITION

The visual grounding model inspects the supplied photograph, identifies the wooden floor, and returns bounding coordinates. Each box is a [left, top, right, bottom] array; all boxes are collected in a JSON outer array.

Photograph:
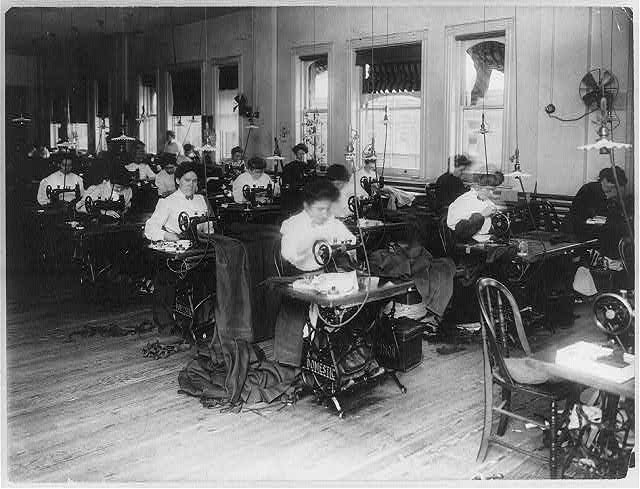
[[4, 271, 591, 483]]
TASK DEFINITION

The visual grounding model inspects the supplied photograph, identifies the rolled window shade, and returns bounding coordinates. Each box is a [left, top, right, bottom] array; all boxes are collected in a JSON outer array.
[[218, 65, 238, 90], [170, 67, 201, 116], [356, 43, 421, 94], [355, 43, 421, 66]]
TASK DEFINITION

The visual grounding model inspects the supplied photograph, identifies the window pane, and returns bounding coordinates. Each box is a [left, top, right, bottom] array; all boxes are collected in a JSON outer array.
[[303, 110, 327, 167], [216, 88, 239, 160], [70, 123, 88, 151], [464, 40, 505, 107], [172, 116, 202, 150], [461, 108, 503, 172], [312, 70, 328, 110], [360, 95, 420, 171], [95, 118, 110, 153]]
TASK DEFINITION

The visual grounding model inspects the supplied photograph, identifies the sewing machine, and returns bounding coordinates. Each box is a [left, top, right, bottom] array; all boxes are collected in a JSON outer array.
[[312, 238, 361, 270], [269, 273, 412, 417], [177, 211, 219, 244], [46, 183, 82, 206], [360, 175, 384, 196], [490, 211, 512, 243], [83, 194, 127, 219], [242, 184, 275, 206]]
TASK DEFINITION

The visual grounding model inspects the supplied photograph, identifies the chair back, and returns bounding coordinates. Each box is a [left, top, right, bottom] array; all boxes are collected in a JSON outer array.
[[531, 199, 562, 232], [619, 236, 633, 275], [476, 277, 532, 385], [438, 214, 455, 255]]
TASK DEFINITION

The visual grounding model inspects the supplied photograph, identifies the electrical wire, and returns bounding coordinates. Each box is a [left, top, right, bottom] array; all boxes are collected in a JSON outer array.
[[546, 107, 599, 122], [316, 151, 372, 329]]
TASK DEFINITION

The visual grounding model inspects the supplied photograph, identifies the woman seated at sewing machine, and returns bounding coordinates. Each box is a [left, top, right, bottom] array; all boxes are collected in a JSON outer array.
[[275, 179, 357, 369], [155, 155, 178, 198], [124, 140, 158, 183], [350, 148, 415, 210], [446, 185, 498, 242], [75, 165, 133, 220], [36, 153, 85, 206], [231, 156, 279, 204], [144, 161, 213, 242], [326, 164, 352, 219], [280, 178, 356, 273]]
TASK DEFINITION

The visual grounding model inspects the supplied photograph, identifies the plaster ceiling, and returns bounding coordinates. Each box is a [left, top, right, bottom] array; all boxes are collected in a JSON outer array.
[[5, 7, 245, 55]]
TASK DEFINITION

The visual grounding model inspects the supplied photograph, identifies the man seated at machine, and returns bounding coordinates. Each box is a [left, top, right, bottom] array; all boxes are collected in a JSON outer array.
[[37, 153, 84, 206], [446, 185, 498, 242], [563, 166, 629, 258], [144, 161, 213, 242], [231, 156, 278, 204]]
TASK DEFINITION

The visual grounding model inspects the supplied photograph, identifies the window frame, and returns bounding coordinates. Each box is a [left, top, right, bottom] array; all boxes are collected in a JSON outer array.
[[444, 18, 514, 175], [212, 56, 243, 162], [349, 30, 428, 182], [291, 42, 333, 167], [137, 71, 159, 154]]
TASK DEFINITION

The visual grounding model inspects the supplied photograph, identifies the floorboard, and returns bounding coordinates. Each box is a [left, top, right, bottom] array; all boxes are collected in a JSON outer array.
[[4, 271, 629, 483]]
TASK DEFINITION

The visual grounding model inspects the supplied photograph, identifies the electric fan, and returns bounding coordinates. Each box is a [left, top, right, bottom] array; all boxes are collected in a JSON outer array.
[[578, 69, 619, 110]]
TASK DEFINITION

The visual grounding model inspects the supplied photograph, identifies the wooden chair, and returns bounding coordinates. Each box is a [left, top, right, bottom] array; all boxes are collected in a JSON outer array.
[[475, 277, 578, 478]]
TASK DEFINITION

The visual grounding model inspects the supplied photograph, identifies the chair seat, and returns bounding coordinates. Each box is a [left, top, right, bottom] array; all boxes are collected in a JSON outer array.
[[494, 372, 577, 400]]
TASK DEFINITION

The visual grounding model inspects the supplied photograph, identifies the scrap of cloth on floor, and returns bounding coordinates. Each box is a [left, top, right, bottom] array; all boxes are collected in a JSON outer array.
[[178, 234, 297, 408], [368, 245, 456, 317]]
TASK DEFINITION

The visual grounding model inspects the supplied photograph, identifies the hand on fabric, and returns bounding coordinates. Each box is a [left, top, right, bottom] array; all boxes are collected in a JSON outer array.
[[164, 231, 180, 242]]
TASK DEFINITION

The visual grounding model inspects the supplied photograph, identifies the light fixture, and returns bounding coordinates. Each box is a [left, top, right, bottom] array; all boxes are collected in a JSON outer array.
[[505, 7, 536, 228]]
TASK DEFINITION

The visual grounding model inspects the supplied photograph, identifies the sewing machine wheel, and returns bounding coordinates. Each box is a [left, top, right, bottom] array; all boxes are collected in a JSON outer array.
[[45, 185, 53, 199], [593, 292, 634, 336], [84, 195, 93, 213], [491, 212, 511, 238], [360, 176, 371, 193], [313, 240, 332, 267], [242, 184, 251, 201], [348, 196, 357, 214], [178, 211, 190, 233]]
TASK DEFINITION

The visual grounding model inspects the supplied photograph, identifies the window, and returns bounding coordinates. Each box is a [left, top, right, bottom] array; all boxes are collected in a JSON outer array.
[[96, 78, 110, 153], [295, 54, 329, 169], [445, 21, 513, 176], [168, 67, 202, 150], [69, 78, 88, 151], [215, 63, 240, 161], [138, 73, 157, 154], [350, 37, 425, 179]]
